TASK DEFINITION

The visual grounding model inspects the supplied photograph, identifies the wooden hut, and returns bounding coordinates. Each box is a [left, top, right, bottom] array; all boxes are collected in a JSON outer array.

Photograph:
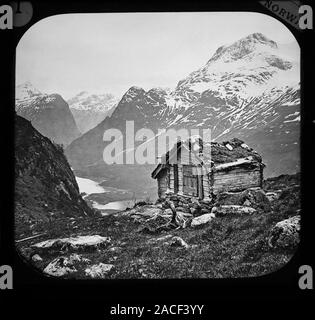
[[151, 137, 264, 200]]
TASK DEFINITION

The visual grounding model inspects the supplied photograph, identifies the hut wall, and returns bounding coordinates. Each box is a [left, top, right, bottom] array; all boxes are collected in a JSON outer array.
[[157, 169, 168, 198], [178, 164, 184, 194], [212, 167, 262, 193], [169, 165, 174, 192]]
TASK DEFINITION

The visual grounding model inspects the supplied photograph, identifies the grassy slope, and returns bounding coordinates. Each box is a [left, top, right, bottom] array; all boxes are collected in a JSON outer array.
[[17, 173, 300, 279]]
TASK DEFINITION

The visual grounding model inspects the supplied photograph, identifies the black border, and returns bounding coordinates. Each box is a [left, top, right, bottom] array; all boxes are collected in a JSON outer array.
[[1, 0, 314, 316]]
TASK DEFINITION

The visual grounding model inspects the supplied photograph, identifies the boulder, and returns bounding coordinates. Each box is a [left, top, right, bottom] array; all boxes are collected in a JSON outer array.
[[191, 213, 215, 227], [212, 205, 256, 216], [85, 263, 114, 278], [215, 188, 270, 211], [268, 215, 300, 249], [32, 235, 111, 253], [31, 254, 43, 262], [44, 254, 90, 277]]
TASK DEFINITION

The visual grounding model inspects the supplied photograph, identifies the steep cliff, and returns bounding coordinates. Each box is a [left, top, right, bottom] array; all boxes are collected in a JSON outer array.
[[15, 115, 94, 237]]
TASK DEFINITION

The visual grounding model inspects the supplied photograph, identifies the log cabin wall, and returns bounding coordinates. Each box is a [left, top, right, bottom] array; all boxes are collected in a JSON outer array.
[[212, 167, 262, 194], [157, 169, 168, 198], [169, 165, 174, 192]]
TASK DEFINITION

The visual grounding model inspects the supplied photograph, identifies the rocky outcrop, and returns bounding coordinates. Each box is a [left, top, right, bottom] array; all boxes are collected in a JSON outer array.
[[212, 205, 257, 216], [85, 263, 114, 278], [268, 215, 300, 249], [43, 254, 90, 277], [191, 213, 215, 227], [15, 115, 94, 236], [32, 235, 111, 253]]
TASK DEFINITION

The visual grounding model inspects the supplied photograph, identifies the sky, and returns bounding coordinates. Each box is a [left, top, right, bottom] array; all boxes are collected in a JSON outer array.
[[16, 12, 300, 100]]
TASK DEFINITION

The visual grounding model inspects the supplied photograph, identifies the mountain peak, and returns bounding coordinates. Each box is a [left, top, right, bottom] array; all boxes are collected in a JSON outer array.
[[16, 81, 42, 100], [208, 32, 278, 64], [120, 86, 146, 104]]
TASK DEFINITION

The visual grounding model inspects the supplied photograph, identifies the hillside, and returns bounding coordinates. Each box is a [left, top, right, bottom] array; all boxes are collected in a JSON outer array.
[[16, 173, 300, 278], [15, 115, 94, 239]]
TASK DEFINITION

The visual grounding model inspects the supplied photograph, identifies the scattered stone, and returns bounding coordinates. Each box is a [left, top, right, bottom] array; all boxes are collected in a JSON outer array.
[[85, 263, 114, 278], [147, 234, 173, 244], [190, 208, 198, 215], [268, 215, 300, 249], [212, 205, 256, 216], [191, 213, 215, 227], [31, 254, 43, 262], [243, 199, 251, 207], [169, 236, 189, 249], [129, 206, 163, 218], [108, 246, 122, 252], [32, 235, 111, 253], [163, 208, 173, 216], [265, 192, 280, 202], [44, 254, 90, 277]]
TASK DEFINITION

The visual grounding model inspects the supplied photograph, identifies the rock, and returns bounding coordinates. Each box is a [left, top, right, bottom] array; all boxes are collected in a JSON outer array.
[[175, 211, 192, 228], [265, 192, 279, 202], [84, 263, 114, 278], [31, 254, 43, 262], [130, 205, 163, 218], [147, 234, 173, 244], [191, 213, 215, 227], [44, 254, 90, 277], [163, 208, 173, 216], [212, 205, 256, 216], [108, 246, 122, 252], [201, 208, 210, 214], [32, 235, 111, 253], [215, 188, 270, 211], [177, 211, 193, 218], [243, 199, 251, 207], [169, 236, 189, 249], [268, 215, 300, 249], [190, 208, 198, 215]]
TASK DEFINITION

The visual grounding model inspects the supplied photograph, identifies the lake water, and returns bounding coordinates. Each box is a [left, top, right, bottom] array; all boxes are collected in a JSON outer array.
[[75, 176, 134, 214], [75, 177, 107, 195], [91, 200, 135, 211]]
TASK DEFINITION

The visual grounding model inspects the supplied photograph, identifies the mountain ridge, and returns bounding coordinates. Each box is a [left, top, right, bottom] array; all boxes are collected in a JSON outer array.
[[16, 82, 81, 146], [64, 33, 299, 187]]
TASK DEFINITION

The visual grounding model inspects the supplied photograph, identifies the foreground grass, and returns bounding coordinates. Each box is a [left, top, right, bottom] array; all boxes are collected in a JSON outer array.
[[16, 210, 297, 279], [16, 174, 300, 279]]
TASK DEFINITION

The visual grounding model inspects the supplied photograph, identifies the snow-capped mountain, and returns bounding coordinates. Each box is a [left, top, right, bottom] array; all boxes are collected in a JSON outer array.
[[65, 33, 300, 179], [15, 82, 81, 146], [68, 91, 118, 133]]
